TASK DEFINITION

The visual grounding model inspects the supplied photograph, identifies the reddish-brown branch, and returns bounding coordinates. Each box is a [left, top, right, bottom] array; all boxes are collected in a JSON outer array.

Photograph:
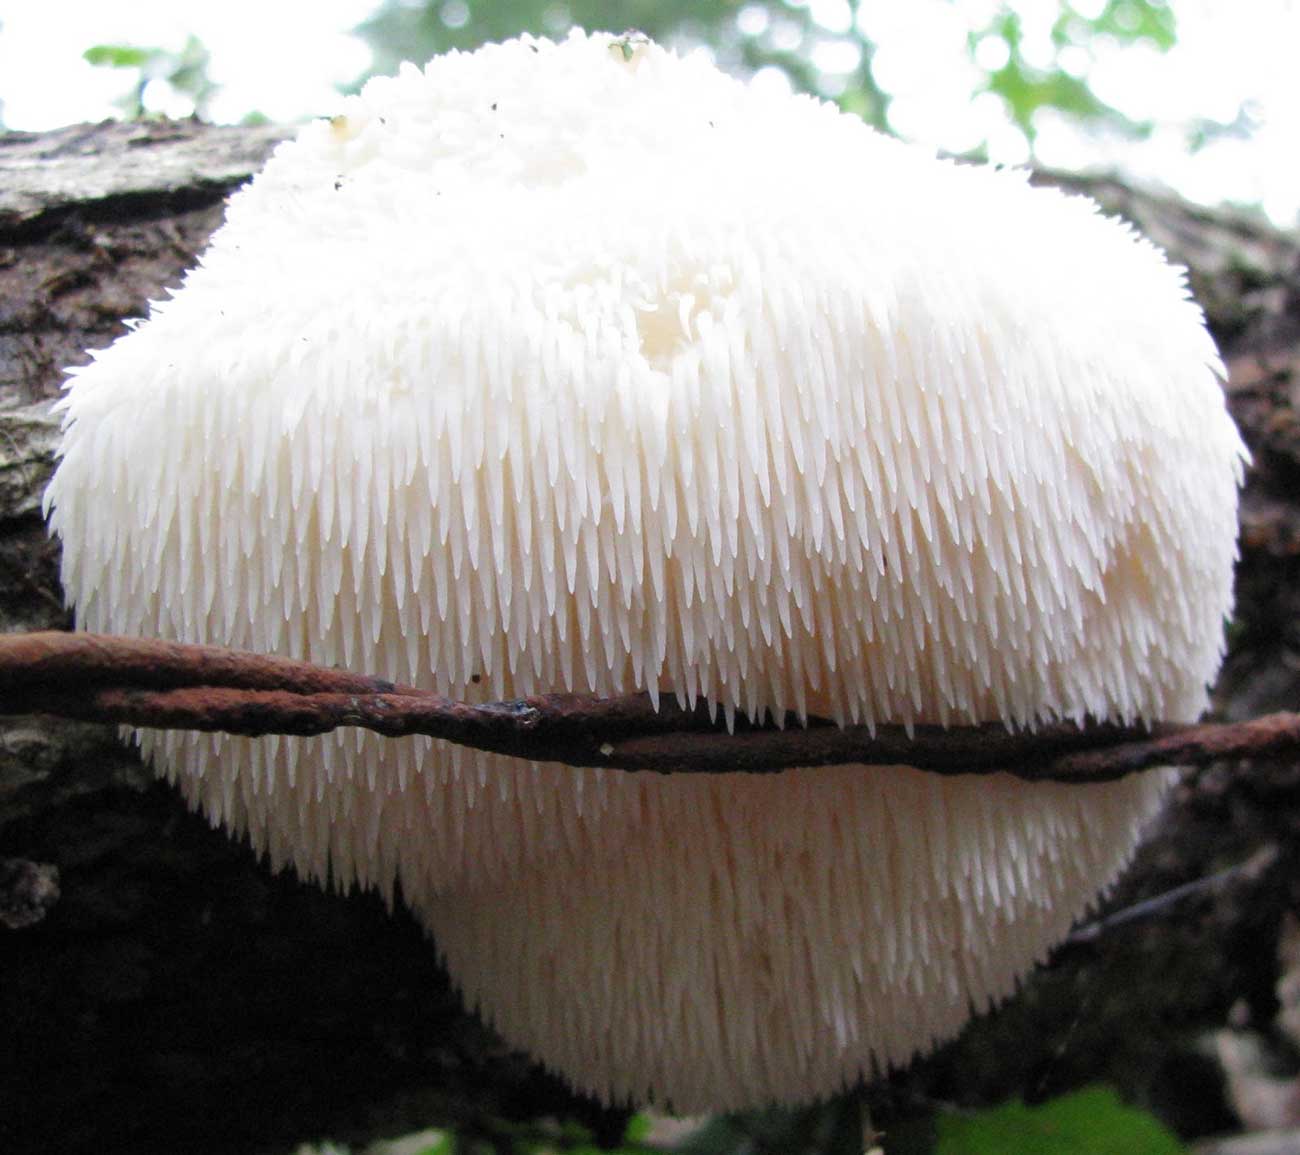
[[1, 631, 1297, 782]]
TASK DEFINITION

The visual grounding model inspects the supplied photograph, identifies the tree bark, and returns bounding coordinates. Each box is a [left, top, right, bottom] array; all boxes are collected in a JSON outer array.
[[1, 120, 1298, 1154]]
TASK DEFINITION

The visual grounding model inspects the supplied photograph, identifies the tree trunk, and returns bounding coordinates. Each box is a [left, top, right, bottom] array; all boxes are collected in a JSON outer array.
[[1, 120, 1297, 1154]]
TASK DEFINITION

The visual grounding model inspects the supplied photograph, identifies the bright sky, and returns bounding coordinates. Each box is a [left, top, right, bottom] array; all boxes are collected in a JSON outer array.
[[1, 0, 1296, 226]]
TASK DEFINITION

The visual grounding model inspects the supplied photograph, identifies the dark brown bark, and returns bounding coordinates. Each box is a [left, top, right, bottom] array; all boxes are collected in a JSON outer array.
[[0, 121, 1297, 1155]]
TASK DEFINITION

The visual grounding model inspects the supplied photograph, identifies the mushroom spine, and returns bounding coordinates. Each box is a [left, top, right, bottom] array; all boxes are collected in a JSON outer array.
[[45, 30, 1246, 1112]]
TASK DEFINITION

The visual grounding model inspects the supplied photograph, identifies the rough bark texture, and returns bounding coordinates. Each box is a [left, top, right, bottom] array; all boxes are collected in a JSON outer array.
[[1, 120, 1297, 1155]]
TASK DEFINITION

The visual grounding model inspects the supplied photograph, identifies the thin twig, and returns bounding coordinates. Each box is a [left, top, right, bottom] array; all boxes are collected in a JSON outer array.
[[0, 631, 1297, 783], [1062, 843, 1281, 949]]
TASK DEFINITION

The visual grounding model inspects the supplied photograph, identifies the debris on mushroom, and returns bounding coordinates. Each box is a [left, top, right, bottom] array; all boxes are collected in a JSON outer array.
[[45, 30, 1247, 1112]]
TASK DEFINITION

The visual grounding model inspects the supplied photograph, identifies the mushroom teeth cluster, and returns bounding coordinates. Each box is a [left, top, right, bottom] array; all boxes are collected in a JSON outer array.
[[46, 30, 1246, 1112]]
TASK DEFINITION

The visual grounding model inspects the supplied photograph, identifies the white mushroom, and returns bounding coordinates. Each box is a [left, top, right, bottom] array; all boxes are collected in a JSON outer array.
[[45, 31, 1246, 1112]]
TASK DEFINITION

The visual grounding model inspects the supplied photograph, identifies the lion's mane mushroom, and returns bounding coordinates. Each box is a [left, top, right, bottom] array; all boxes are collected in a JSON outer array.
[[45, 31, 1246, 1111]]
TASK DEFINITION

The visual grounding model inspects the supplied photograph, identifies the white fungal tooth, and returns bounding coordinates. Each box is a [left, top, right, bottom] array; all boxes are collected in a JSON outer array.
[[44, 29, 1246, 1116]]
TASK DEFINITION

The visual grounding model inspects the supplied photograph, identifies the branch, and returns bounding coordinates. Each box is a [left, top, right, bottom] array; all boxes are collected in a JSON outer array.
[[1, 631, 1297, 783], [1060, 843, 1282, 950]]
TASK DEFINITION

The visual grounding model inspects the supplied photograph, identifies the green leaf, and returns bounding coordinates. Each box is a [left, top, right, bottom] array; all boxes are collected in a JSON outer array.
[[622, 1114, 653, 1143], [1087, 0, 1177, 50], [934, 1085, 1186, 1155], [83, 44, 156, 70]]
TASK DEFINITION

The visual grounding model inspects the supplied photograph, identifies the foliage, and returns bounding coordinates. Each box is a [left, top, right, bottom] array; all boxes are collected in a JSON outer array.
[[929, 1085, 1186, 1155], [355, 0, 891, 128], [83, 35, 218, 121], [970, 0, 1175, 144], [355, 0, 1180, 153], [80, 2, 1185, 157], [307, 1087, 1186, 1154]]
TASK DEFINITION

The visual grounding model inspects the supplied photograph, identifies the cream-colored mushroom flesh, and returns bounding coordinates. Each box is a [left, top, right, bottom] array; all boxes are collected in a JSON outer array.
[[46, 31, 1246, 1112]]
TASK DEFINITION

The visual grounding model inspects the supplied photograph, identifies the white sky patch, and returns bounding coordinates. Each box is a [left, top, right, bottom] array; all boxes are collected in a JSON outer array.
[[0, 0, 1295, 225]]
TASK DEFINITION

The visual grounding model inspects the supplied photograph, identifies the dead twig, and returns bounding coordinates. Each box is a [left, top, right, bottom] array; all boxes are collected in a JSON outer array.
[[0, 630, 1297, 782], [1061, 843, 1282, 949]]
